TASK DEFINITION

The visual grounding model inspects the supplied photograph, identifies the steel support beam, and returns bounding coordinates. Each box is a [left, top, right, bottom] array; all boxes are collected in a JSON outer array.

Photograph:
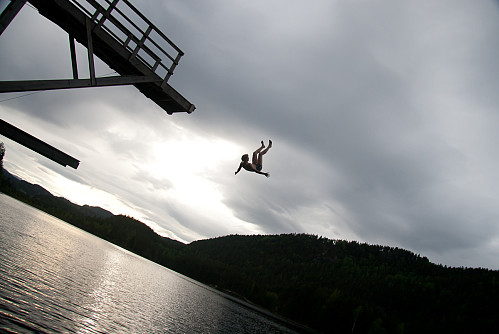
[[0, 75, 162, 93], [0, 119, 80, 169]]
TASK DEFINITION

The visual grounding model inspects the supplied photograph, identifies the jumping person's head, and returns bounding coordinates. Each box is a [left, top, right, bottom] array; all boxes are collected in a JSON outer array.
[[241, 154, 249, 162]]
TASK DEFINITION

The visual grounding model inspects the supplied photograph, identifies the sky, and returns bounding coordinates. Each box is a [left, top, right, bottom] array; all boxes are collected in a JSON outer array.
[[1, 0, 499, 269]]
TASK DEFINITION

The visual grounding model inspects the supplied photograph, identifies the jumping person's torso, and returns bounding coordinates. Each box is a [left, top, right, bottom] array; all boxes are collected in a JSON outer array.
[[242, 162, 262, 172], [242, 162, 256, 171]]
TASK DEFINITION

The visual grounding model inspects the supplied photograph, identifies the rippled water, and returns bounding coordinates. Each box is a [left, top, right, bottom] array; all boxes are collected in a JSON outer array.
[[0, 194, 301, 333]]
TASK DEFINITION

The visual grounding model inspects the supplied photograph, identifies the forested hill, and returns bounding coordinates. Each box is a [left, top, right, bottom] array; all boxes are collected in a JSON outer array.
[[174, 235, 499, 333], [1, 169, 499, 333]]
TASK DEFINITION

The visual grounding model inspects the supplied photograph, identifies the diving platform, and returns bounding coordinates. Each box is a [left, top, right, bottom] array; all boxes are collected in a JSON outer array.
[[0, 0, 195, 114], [0, 0, 195, 169]]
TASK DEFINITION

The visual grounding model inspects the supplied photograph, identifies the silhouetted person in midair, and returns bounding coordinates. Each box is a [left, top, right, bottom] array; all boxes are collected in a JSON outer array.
[[235, 140, 272, 178]]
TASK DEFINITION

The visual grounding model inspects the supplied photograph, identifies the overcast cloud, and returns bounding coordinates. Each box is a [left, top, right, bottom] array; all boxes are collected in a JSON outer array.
[[2, 0, 499, 269]]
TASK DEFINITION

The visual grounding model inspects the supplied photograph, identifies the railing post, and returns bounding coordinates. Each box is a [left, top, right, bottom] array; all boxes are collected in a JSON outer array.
[[161, 52, 183, 88], [95, 0, 120, 31], [69, 35, 79, 79], [129, 25, 152, 61]]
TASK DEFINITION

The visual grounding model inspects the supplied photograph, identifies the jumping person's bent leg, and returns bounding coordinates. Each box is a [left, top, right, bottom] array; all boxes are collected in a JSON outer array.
[[252, 141, 265, 164], [257, 140, 272, 165]]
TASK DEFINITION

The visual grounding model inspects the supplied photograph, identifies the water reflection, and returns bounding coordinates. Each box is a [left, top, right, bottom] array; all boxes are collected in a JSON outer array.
[[75, 250, 121, 333], [0, 195, 300, 333]]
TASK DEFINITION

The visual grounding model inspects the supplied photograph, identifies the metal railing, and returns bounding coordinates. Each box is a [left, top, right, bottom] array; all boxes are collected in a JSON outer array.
[[69, 0, 183, 86]]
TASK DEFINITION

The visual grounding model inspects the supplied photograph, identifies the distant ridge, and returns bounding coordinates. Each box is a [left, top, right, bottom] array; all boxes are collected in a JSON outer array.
[[0, 168, 184, 251], [1, 169, 113, 218], [79, 204, 114, 219], [2, 170, 53, 197]]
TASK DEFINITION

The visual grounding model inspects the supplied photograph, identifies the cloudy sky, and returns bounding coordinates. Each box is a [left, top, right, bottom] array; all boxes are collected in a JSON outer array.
[[1, 0, 499, 269]]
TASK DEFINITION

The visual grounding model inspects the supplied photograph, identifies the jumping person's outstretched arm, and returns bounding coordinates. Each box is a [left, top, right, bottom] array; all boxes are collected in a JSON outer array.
[[235, 163, 243, 175]]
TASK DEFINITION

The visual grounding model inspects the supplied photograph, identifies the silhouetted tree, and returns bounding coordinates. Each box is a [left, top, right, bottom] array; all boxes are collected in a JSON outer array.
[[0, 142, 5, 174]]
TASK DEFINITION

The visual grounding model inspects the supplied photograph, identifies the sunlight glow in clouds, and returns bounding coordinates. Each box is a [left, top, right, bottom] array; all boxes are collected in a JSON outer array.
[[2, 115, 260, 242], [144, 136, 265, 237]]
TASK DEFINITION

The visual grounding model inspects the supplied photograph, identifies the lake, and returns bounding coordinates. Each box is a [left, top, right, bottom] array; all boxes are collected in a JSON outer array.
[[0, 194, 303, 333]]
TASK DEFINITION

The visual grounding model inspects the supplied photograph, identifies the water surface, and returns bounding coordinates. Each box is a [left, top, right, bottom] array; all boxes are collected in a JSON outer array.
[[0, 194, 301, 333]]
